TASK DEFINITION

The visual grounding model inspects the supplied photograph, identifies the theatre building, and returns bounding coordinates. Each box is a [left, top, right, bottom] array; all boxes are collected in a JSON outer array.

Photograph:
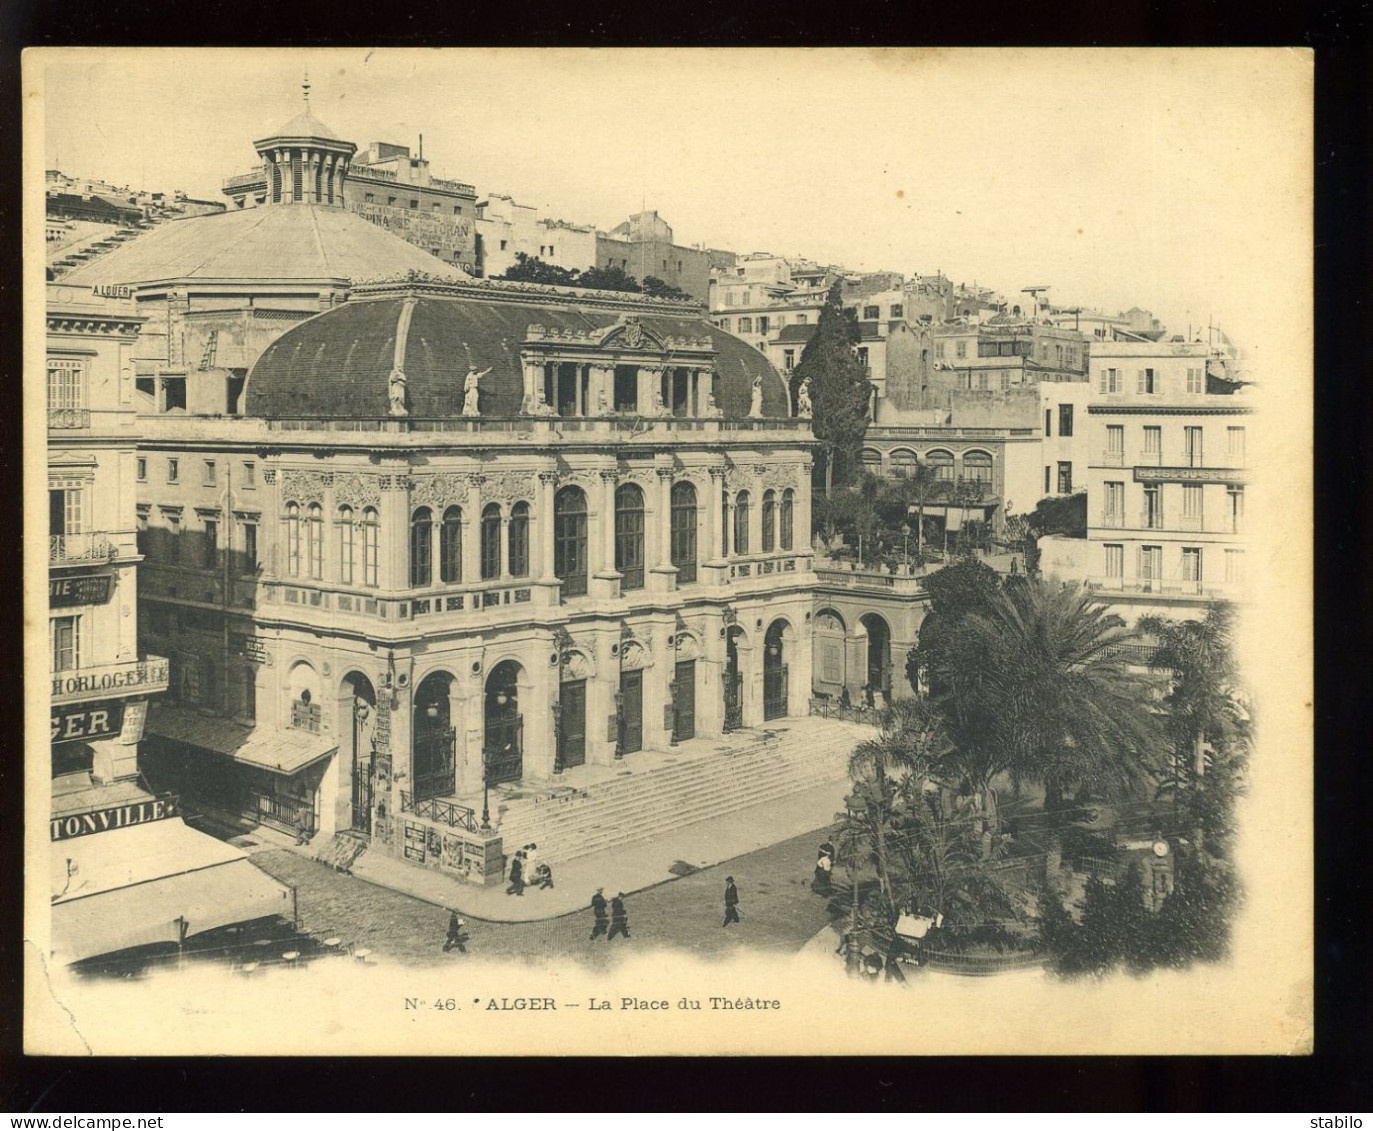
[[135, 276, 818, 880]]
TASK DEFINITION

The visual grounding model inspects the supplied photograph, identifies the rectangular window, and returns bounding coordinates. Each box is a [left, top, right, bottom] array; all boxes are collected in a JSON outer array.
[[1184, 426, 1204, 467], [739, 317, 753, 333], [1143, 426, 1161, 454], [757, 316, 770, 334], [1181, 547, 1202, 589], [1058, 404, 1074, 437], [242, 671, 257, 721], [167, 458, 179, 483], [1106, 425, 1124, 461], [1044, 466, 1051, 494], [1186, 367, 1205, 393], [203, 518, 219, 569], [1100, 368, 1121, 394], [1227, 426, 1246, 463], [1143, 484, 1162, 529], [891, 303, 903, 319], [1104, 544, 1124, 580], [863, 305, 880, 320], [1045, 408, 1052, 437], [203, 459, 217, 486], [935, 343, 945, 359], [136, 457, 147, 481], [51, 615, 80, 672], [1138, 545, 1162, 587], [956, 341, 967, 359], [1057, 462, 1073, 494], [1137, 368, 1157, 394], [243, 461, 256, 487], [1182, 484, 1203, 529], [1227, 485, 1245, 533], [1103, 481, 1123, 525], [240, 521, 259, 574], [1225, 549, 1244, 584]]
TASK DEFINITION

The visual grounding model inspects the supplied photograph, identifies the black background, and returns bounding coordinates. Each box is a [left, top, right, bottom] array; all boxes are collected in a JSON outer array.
[[0, 0, 1367, 1113]]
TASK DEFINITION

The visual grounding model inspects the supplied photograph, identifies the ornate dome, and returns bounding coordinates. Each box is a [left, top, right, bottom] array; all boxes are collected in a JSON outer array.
[[244, 281, 791, 420]]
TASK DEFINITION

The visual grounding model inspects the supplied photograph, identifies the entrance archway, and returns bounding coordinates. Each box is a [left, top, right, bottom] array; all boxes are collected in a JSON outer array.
[[859, 613, 893, 704], [413, 671, 456, 801], [484, 660, 524, 785], [763, 620, 791, 721], [723, 626, 745, 732], [341, 671, 377, 832]]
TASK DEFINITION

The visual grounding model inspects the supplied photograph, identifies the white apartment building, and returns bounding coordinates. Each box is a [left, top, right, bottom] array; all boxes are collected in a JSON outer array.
[[1039, 340, 1250, 620]]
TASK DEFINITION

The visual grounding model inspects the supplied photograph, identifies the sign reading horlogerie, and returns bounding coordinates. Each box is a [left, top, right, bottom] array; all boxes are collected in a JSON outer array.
[[50, 794, 180, 842], [51, 658, 169, 699]]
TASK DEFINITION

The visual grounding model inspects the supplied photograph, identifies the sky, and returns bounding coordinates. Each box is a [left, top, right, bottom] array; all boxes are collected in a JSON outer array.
[[33, 48, 1311, 359]]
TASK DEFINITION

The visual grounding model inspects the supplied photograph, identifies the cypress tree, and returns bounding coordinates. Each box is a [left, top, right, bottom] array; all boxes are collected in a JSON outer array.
[[794, 280, 872, 496]]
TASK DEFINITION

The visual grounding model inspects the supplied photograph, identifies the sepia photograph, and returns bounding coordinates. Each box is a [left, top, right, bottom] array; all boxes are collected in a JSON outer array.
[[23, 46, 1314, 1058]]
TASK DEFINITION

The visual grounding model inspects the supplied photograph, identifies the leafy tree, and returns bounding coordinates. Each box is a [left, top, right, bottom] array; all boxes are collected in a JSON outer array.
[[640, 275, 695, 301], [794, 280, 872, 496], [907, 557, 1002, 696], [577, 264, 642, 293], [500, 253, 580, 287]]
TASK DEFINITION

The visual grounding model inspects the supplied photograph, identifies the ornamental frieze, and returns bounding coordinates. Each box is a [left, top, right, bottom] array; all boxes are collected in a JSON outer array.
[[480, 472, 537, 505], [333, 472, 382, 509], [409, 472, 471, 509], [279, 468, 333, 503]]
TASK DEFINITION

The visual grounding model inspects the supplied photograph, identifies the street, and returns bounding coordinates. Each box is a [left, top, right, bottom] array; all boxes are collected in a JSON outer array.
[[251, 825, 845, 968]]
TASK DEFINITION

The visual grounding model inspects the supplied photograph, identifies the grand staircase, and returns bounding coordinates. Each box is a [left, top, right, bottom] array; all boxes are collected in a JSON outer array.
[[486, 716, 872, 866]]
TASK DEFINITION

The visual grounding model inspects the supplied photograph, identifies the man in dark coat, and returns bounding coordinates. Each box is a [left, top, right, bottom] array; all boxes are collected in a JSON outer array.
[[722, 876, 741, 927], [589, 888, 609, 941], [608, 893, 631, 941], [505, 852, 524, 896], [443, 910, 467, 954]]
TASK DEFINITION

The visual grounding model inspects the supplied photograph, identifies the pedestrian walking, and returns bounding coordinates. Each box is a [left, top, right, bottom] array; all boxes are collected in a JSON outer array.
[[505, 852, 525, 897], [443, 911, 467, 954], [589, 888, 609, 941], [722, 876, 741, 927], [812, 849, 833, 895], [607, 892, 631, 941]]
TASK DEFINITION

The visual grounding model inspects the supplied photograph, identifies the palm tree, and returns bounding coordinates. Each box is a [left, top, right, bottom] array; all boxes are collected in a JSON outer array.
[[847, 698, 951, 905], [931, 578, 1166, 841]]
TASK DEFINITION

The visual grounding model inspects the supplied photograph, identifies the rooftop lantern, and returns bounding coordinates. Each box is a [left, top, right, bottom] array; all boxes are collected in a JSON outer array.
[[253, 73, 358, 209]]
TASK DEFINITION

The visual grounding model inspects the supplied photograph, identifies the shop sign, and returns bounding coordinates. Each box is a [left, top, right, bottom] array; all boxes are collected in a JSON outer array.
[[91, 284, 132, 299], [51, 700, 124, 745], [119, 700, 147, 745], [403, 821, 427, 863], [50, 574, 113, 608], [51, 793, 179, 842]]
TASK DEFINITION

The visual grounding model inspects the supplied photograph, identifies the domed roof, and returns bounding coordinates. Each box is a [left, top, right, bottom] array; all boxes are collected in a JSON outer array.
[[245, 283, 790, 420], [258, 106, 345, 143], [58, 205, 470, 288]]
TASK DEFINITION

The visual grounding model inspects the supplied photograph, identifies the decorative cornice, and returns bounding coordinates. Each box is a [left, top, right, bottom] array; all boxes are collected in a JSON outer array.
[[1087, 403, 1253, 416]]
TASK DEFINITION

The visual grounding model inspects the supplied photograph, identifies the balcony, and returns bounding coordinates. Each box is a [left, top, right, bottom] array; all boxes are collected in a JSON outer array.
[[1099, 512, 1124, 529], [48, 408, 90, 429], [1101, 449, 1126, 467], [50, 532, 116, 566], [1136, 450, 1162, 466], [1138, 511, 1165, 531], [51, 654, 170, 705], [1178, 514, 1204, 531]]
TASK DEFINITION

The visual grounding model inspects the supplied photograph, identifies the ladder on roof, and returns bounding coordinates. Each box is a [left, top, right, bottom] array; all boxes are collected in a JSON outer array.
[[198, 330, 218, 371]]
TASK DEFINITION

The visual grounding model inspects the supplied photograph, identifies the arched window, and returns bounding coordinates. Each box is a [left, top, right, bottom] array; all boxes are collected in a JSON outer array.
[[928, 450, 955, 482], [508, 501, 530, 578], [860, 449, 883, 474], [362, 507, 380, 587], [734, 490, 751, 555], [670, 481, 697, 583], [781, 488, 795, 550], [306, 503, 323, 579], [481, 503, 502, 580], [554, 486, 588, 598], [963, 450, 994, 487], [337, 505, 355, 585], [440, 506, 462, 583], [284, 502, 300, 576], [890, 449, 918, 479], [762, 489, 776, 552], [410, 506, 432, 588], [615, 483, 646, 591]]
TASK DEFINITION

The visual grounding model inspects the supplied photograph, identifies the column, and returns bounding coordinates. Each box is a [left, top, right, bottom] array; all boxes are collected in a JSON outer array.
[[707, 470, 725, 562], [598, 470, 617, 575], [635, 366, 653, 415], [649, 467, 676, 593], [537, 471, 557, 583], [590, 363, 615, 415], [750, 479, 764, 559], [462, 475, 484, 590], [577, 365, 588, 417]]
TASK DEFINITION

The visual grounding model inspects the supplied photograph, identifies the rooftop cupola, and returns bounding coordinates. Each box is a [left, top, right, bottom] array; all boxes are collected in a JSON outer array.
[[252, 74, 358, 208]]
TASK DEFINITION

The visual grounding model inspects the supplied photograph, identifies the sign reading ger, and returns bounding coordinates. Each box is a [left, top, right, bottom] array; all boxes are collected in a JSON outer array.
[[50, 794, 180, 841], [51, 700, 125, 745]]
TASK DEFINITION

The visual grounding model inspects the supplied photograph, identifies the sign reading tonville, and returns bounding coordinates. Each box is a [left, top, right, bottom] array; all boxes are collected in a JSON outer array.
[[50, 794, 181, 842]]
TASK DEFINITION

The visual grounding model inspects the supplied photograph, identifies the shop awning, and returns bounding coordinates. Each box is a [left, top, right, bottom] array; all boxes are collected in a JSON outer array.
[[148, 704, 337, 775], [50, 818, 294, 964]]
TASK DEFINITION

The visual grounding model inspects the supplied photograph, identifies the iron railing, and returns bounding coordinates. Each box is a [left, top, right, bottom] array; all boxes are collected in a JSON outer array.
[[413, 728, 457, 800], [809, 698, 883, 726], [244, 790, 315, 838], [48, 408, 90, 429], [50, 532, 116, 564], [400, 791, 478, 831]]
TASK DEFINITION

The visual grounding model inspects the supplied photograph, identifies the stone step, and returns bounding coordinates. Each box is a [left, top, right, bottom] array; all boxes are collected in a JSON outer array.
[[493, 739, 853, 839]]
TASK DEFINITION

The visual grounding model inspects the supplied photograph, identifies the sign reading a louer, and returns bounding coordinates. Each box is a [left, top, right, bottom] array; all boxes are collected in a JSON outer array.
[[49, 574, 113, 608], [51, 699, 125, 745]]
